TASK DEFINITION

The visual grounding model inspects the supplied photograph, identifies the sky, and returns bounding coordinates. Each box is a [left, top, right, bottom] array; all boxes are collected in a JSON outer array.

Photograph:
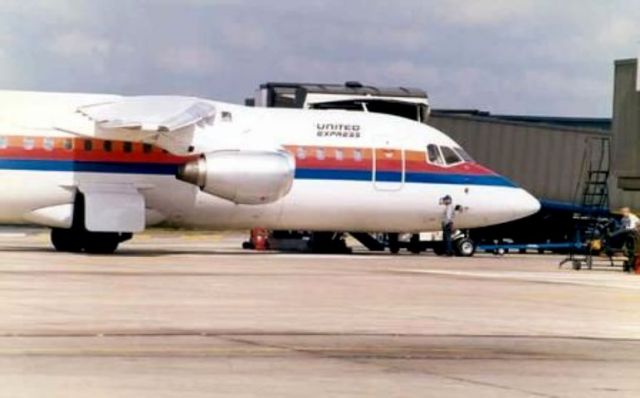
[[0, 0, 638, 117]]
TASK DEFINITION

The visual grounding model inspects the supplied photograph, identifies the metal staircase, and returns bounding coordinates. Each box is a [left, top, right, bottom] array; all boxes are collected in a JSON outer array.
[[579, 137, 610, 211], [560, 136, 611, 269]]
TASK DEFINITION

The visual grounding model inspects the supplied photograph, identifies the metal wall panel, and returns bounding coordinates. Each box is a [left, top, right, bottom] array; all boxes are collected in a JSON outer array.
[[612, 59, 640, 189], [429, 115, 607, 205]]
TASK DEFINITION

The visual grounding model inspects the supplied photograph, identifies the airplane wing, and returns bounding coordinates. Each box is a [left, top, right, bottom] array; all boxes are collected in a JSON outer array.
[[77, 96, 216, 132], [55, 96, 216, 154]]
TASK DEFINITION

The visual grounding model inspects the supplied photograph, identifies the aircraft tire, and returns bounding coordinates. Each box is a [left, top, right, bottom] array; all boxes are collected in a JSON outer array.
[[83, 233, 121, 255], [455, 238, 476, 257], [388, 233, 400, 254], [50, 228, 84, 253]]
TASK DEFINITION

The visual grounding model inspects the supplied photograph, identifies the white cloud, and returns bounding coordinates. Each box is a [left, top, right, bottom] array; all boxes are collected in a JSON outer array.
[[156, 46, 221, 75], [0, 0, 89, 23], [597, 17, 639, 49], [49, 31, 113, 58], [433, 0, 535, 26], [0, 0, 638, 115]]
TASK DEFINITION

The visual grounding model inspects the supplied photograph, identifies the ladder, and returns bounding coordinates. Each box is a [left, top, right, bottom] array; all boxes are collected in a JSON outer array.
[[579, 137, 610, 210], [560, 136, 611, 269]]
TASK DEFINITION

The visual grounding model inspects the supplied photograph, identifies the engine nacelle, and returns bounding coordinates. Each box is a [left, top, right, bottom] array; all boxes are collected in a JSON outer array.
[[176, 150, 295, 205]]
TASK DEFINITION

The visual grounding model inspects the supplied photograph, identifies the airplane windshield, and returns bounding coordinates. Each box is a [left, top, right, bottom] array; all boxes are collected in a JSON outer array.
[[454, 147, 474, 162], [440, 146, 463, 165], [426, 144, 444, 165]]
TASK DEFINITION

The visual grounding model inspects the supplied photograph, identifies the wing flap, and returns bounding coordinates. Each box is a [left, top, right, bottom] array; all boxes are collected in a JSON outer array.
[[76, 96, 216, 133]]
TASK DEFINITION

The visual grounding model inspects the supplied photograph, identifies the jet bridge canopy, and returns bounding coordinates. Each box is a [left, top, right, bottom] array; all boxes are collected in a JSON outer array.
[[250, 81, 430, 123]]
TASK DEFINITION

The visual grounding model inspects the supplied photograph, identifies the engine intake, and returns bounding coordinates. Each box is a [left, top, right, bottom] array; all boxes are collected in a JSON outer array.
[[176, 150, 295, 205]]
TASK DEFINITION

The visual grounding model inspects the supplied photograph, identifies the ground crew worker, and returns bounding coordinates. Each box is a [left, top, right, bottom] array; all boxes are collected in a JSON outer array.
[[440, 195, 455, 256], [620, 207, 640, 272], [621, 207, 639, 231]]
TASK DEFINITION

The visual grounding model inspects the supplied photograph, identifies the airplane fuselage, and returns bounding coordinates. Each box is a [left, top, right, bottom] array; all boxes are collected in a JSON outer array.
[[0, 91, 540, 236]]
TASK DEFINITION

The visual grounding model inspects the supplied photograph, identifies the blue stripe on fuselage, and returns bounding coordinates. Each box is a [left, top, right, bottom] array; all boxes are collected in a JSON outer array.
[[0, 159, 178, 175], [294, 168, 516, 187], [0, 159, 516, 187]]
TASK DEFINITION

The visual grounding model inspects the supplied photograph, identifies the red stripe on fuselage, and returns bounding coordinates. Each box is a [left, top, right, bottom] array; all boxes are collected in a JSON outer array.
[[0, 136, 498, 177]]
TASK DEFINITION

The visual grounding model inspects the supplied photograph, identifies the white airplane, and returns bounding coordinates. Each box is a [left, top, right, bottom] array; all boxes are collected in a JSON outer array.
[[0, 90, 540, 253]]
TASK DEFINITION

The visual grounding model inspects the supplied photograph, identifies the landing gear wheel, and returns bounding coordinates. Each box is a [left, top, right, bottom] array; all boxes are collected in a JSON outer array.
[[83, 233, 120, 255], [50, 228, 83, 253], [51, 229, 126, 254], [388, 233, 400, 254], [455, 238, 475, 257], [409, 234, 422, 254]]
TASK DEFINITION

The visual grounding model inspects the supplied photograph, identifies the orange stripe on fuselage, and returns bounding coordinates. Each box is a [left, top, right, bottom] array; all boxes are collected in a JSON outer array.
[[0, 135, 497, 177]]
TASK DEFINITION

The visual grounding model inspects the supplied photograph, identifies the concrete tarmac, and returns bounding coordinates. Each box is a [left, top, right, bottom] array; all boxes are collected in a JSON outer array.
[[0, 230, 639, 397]]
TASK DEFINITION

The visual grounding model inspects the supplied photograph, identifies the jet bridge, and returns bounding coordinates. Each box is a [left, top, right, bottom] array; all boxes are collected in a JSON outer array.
[[248, 81, 430, 123]]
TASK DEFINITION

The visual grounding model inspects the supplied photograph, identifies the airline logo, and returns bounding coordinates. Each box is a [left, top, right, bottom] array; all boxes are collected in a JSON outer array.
[[316, 123, 361, 138]]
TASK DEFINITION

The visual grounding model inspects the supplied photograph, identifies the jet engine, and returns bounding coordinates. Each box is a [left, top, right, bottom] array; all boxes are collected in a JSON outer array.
[[176, 150, 295, 205]]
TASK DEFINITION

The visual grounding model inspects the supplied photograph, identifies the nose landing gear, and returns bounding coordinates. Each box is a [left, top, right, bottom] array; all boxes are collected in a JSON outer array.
[[454, 237, 476, 257], [384, 232, 476, 257]]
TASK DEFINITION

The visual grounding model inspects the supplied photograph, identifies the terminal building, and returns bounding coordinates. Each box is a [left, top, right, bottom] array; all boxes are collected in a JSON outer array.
[[245, 58, 640, 252]]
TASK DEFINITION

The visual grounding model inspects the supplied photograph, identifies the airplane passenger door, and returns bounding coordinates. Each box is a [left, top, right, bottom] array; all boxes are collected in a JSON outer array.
[[373, 136, 405, 191]]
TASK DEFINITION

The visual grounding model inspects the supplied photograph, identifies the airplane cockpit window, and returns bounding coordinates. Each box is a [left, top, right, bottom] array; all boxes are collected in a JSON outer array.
[[454, 147, 474, 162], [440, 146, 463, 165], [426, 144, 444, 165]]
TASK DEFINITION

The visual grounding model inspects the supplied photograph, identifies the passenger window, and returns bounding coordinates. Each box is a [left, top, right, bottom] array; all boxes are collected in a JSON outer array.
[[455, 147, 474, 162], [426, 144, 444, 165], [143, 143, 153, 154], [296, 147, 306, 160], [83, 140, 93, 151], [23, 137, 35, 150], [440, 146, 463, 165], [103, 141, 112, 152], [316, 148, 325, 160], [0, 136, 6, 149], [335, 148, 344, 161], [63, 139, 73, 150], [43, 137, 54, 151], [353, 149, 362, 162], [123, 142, 133, 153]]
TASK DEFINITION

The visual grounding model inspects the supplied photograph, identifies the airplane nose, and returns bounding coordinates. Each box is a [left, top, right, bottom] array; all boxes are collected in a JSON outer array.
[[515, 189, 541, 219]]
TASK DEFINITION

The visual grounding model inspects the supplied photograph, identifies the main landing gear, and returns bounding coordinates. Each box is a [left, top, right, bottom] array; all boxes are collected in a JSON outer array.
[[50, 228, 132, 254], [50, 192, 132, 254]]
